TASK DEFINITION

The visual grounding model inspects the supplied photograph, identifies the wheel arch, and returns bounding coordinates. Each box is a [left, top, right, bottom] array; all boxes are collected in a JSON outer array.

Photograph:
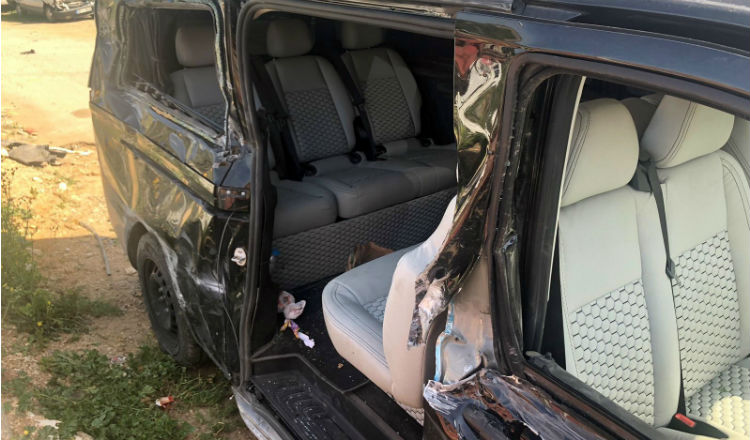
[[127, 222, 148, 267]]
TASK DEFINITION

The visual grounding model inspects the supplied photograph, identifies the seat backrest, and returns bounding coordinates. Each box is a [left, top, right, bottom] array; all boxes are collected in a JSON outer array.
[[724, 117, 750, 182], [382, 195, 455, 409], [264, 19, 357, 164], [558, 98, 681, 427], [642, 96, 750, 399], [170, 25, 223, 120], [340, 22, 421, 145]]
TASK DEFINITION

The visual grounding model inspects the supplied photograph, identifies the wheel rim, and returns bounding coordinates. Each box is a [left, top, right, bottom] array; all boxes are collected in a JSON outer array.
[[142, 260, 179, 349], [44, 6, 53, 20], [15, 4, 22, 14]]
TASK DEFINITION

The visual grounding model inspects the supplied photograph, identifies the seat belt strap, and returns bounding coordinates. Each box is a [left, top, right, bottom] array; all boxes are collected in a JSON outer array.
[[248, 56, 303, 181], [631, 152, 687, 417], [632, 152, 677, 281], [325, 51, 378, 156], [644, 158, 677, 281]]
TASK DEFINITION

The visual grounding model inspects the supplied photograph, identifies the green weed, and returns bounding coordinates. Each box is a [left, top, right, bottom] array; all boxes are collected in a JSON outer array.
[[3, 371, 35, 414], [1, 170, 121, 344], [30, 345, 239, 440]]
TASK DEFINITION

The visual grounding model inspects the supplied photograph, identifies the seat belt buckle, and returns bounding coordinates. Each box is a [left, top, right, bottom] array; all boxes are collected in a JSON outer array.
[[675, 413, 696, 428], [666, 258, 679, 286]]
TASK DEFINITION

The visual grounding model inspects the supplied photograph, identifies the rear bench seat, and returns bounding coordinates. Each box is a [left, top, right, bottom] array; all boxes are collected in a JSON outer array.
[[170, 25, 225, 126], [558, 97, 749, 438], [262, 19, 457, 218], [558, 98, 681, 428], [641, 96, 750, 437], [263, 19, 420, 218]]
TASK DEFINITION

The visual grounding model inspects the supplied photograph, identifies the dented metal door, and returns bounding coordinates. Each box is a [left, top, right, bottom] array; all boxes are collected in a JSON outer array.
[[89, 0, 249, 376]]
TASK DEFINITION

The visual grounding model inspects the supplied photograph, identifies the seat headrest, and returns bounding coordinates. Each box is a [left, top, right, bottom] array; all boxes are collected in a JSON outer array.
[[561, 99, 639, 207], [175, 25, 216, 68], [340, 22, 384, 50], [266, 19, 313, 58], [641, 95, 734, 168]]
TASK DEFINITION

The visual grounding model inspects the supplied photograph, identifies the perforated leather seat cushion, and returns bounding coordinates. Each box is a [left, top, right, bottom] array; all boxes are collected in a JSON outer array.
[[399, 144, 457, 170], [362, 155, 455, 197], [559, 98, 682, 427], [379, 138, 458, 172], [687, 359, 750, 437]]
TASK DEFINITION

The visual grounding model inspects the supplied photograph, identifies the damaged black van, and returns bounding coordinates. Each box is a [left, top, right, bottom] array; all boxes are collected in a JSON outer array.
[[90, 0, 750, 438]]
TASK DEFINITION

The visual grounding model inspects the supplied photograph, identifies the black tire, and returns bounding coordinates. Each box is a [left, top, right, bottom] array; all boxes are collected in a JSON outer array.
[[43, 5, 55, 21], [136, 233, 203, 366]]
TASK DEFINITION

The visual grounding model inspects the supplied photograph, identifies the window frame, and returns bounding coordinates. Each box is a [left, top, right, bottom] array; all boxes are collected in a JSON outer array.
[[118, 0, 229, 138]]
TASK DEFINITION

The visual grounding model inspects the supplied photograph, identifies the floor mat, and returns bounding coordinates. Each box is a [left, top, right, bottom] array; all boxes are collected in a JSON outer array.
[[251, 370, 365, 440], [252, 277, 370, 392]]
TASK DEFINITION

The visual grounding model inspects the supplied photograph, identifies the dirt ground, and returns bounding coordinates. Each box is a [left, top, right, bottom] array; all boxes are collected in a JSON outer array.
[[2, 14, 96, 145], [1, 13, 242, 439]]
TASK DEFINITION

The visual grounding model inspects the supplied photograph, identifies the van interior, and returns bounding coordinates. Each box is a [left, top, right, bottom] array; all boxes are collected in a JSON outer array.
[[244, 14, 458, 437], [122, 6, 750, 438]]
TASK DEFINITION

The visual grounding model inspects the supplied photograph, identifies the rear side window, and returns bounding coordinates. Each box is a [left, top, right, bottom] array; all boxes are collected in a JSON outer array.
[[122, 7, 226, 130]]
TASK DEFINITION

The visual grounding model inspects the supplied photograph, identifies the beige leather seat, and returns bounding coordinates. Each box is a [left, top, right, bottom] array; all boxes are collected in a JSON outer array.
[[170, 25, 225, 125], [339, 22, 458, 172], [560, 97, 749, 438], [322, 196, 455, 413], [642, 96, 750, 437], [559, 98, 682, 427]]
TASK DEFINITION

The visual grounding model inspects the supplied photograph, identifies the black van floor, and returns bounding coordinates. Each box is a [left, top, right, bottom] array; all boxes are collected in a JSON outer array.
[[252, 370, 365, 440], [252, 277, 369, 392]]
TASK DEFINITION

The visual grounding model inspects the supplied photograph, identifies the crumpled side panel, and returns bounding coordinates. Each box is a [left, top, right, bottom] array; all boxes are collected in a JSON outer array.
[[92, 107, 247, 376], [424, 369, 603, 439], [90, 0, 250, 377], [408, 34, 508, 346]]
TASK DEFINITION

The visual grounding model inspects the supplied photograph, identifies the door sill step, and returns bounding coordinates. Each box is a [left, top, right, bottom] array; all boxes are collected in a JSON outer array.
[[251, 371, 364, 440]]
